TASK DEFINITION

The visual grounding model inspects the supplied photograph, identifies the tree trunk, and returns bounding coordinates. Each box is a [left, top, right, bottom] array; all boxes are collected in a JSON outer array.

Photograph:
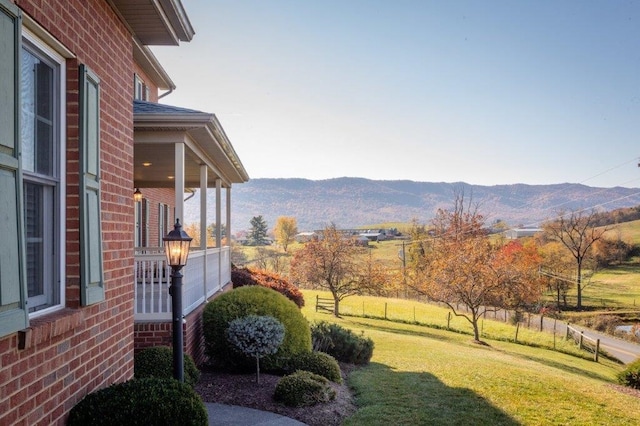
[[255, 356, 260, 384], [577, 261, 583, 310], [472, 318, 481, 341], [333, 298, 340, 317]]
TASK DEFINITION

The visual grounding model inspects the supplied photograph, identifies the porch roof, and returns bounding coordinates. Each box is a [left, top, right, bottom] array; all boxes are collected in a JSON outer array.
[[109, 0, 194, 46], [133, 100, 249, 188]]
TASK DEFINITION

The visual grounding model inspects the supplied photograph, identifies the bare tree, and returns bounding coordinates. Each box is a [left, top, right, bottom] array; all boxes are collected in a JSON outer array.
[[290, 225, 384, 316], [543, 210, 608, 309]]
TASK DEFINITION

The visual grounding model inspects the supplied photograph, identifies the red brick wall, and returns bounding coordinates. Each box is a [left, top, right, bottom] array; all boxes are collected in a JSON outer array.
[[1, 1, 136, 424], [133, 63, 160, 103]]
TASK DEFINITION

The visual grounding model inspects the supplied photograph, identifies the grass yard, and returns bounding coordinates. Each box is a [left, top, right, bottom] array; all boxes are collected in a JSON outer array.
[[301, 290, 640, 425]]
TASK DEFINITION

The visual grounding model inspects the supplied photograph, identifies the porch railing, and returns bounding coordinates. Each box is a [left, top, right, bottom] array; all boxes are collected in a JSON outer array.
[[134, 246, 231, 321]]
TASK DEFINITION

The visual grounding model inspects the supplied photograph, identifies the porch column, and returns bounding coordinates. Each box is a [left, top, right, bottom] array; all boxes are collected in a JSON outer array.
[[199, 165, 208, 250], [200, 165, 208, 300], [226, 187, 231, 247], [215, 179, 222, 248], [174, 142, 185, 226]]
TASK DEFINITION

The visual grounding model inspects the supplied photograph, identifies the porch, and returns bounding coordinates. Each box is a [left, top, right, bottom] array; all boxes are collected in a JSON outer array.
[[134, 246, 231, 321]]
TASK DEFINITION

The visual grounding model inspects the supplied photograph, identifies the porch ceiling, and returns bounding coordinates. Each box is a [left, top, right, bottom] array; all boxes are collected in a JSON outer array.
[[133, 101, 249, 189]]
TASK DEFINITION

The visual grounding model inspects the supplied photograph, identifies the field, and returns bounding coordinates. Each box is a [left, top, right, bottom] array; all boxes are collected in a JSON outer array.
[[301, 290, 640, 425]]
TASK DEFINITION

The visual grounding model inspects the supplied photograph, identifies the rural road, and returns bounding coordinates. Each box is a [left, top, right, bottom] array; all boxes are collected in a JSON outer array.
[[537, 316, 640, 364]]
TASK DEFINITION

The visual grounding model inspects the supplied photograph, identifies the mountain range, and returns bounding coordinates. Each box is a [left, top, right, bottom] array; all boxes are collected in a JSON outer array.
[[183, 177, 640, 233]]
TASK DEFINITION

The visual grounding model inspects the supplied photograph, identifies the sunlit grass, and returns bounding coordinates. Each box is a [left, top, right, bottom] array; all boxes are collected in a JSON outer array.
[[299, 290, 640, 425]]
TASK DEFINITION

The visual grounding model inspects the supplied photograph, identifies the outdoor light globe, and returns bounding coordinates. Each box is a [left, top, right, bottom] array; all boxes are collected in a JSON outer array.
[[163, 219, 192, 267]]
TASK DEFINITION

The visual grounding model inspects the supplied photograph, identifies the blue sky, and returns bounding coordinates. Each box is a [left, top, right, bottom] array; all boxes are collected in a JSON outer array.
[[152, 0, 640, 188]]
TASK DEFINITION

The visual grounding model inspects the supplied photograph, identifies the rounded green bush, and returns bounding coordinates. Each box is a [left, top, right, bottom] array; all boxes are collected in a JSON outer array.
[[134, 346, 200, 387], [203, 286, 311, 371], [274, 370, 336, 407], [618, 358, 640, 389], [311, 321, 374, 365], [288, 351, 342, 383], [67, 378, 208, 426]]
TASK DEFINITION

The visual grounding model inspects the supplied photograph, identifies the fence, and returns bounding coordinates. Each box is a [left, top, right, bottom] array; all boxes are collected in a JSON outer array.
[[566, 324, 601, 362]]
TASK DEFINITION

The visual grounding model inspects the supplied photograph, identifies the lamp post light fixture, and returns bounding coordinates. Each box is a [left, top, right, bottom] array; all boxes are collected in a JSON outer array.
[[133, 188, 143, 202], [163, 218, 192, 382]]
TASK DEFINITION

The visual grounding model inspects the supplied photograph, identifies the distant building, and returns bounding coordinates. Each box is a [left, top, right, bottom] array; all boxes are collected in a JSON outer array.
[[295, 232, 319, 243], [504, 228, 543, 239]]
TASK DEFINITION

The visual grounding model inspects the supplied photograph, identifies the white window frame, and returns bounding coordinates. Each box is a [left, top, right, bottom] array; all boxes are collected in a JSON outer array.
[[22, 28, 66, 318]]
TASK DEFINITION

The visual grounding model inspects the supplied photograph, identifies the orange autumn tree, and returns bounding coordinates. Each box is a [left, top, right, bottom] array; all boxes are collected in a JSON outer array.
[[411, 192, 544, 342], [290, 225, 386, 316]]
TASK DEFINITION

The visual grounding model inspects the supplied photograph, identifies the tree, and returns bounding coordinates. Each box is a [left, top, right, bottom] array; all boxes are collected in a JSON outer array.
[[543, 210, 608, 309], [273, 216, 298, 252], [248, 215, 268, 246], [226, 315, 285, 384], [538, 241, 575, 309], [410, 192, 542, 342], [290, 225, 383, 316]]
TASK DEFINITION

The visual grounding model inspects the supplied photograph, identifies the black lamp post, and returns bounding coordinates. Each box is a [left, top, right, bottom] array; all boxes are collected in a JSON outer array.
[[163, 218, 192, 382]]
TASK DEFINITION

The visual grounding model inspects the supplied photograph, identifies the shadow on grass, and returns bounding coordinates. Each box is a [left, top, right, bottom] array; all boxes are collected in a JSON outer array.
[[345, 362, 521, 425], [497, 350, 614, 383]]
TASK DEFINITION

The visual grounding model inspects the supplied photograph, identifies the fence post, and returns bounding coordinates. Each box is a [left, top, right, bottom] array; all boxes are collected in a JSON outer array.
[[316, 295, 319, 312], [553, 319, 557, 349], [579, 331, 584, 350], [540, 315, 544, 332], [595, 339, 600, 362], [384, 302, 388, 320], [566, 323, 570, 340], [362, 301, 365, 317], [515, 322, 520, 342], [447, 312, 451, 330]]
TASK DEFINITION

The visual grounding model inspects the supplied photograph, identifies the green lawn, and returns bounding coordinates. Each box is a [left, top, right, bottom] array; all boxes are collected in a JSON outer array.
[[301, 290, 640, 425]]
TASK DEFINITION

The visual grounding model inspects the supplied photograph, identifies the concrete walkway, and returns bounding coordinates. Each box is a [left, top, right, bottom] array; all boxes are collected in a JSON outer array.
[[205, 403, 306, 426]]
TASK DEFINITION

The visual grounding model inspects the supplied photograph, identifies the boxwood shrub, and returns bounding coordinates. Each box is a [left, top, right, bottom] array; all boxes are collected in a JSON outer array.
[[67, 378, 207, 426], [203, 286, 311, 371], [287, 351, 342, 383], [134, 346, 200, 387], [311, 321, 374, 365], [274, 370, 336, 407]]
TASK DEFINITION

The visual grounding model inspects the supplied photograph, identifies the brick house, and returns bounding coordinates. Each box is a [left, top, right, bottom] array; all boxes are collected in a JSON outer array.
[[0, 1, 248, 424]]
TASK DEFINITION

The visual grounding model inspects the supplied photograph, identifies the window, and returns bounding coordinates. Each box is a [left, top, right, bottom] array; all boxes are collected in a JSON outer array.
[[158, 203, 171, 246], [134, 198, 149, 247], [21, 31, 65, 314], [134, 74, 148, 101]]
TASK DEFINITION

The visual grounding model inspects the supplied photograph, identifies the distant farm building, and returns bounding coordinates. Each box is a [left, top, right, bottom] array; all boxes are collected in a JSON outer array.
[[504, 228, 542, 239], [295, 232, 319, 242]]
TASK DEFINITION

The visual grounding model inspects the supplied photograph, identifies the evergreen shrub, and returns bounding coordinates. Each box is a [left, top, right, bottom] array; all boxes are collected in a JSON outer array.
[[67, 378, 207, 426], [618, 358, 640, 389], [134, 346, 200, 387], [311, 321, 374, 365], [203, 286, 311, 371], [288, 351, 342, 383], [274, 370, 336, 407]]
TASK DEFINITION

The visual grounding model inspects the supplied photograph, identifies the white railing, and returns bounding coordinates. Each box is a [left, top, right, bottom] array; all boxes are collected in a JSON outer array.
[[134, 246, 231, 321]]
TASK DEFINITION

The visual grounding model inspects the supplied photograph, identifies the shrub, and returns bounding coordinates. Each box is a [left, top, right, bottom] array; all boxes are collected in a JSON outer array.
[[274, 370, 336, 407], [67, 378, 207, 426], [226, 315, 285, 383], [288, 351, 342, 383], [232, 266, 305, 308], [134, 346, 200, 387], [203, 286, 311, 371], [618, 358, 640, 389], [311, 321, 374, 365]]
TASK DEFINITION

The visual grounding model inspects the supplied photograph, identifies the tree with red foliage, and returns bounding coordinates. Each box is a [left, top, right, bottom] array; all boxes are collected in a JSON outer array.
[[231, 266, 305, 308]]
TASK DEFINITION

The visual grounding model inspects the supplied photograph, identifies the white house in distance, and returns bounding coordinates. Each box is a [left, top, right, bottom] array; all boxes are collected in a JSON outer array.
[[504, 228, 543, 239]]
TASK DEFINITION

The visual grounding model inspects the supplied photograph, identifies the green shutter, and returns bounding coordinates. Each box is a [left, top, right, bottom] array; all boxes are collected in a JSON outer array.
[[79, 64, 104, 305], [0, 0, 28, 336]]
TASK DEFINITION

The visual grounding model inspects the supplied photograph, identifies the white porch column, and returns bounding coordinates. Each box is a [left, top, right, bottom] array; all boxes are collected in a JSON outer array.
[[174, 142, 185, 226], [215, 179, 222, 248], [200, 165, 208, 300], [226, 187, 231, 247], [200, 165, 208, 250]]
